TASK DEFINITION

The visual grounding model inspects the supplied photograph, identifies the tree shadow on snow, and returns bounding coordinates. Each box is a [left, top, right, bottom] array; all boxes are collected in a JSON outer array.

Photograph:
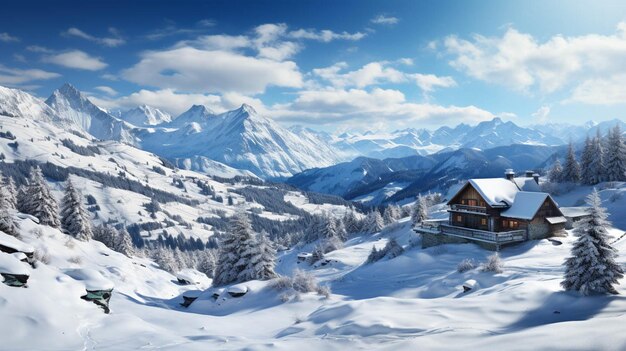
[[502, 291, 624, 332]]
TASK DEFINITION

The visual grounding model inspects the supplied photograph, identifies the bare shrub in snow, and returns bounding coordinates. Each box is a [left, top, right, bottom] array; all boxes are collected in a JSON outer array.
[[457, 258, 476, 273], [292, 269, 317, 293], [481, 253, 503, 273], [316, 285, 331, 298], [279, 292, 291, 303], [31, 227, 43, 238], [269, 276, 294, 291], [34, 249, 51, 264], [64, 236, 76, 249], [68, 256, 83, 264]]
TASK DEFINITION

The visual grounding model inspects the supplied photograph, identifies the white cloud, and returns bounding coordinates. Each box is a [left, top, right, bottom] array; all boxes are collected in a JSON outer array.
[[531, 105, 551, 122], [313, 61, 456, 93], [94, 86, 118, 96], [313, 62, 405, 88], [122, 46, 302, 94], [43, 50, 108, 70], [0, 32, 19, 42], [568, 74, 626, 105], [443, 23, 626, 100], [410, 73, 457, 92], [370, 15, 399, 25], [63, 27, 125, 47], [271, 87, 493, 127], [288, 28, 366, 42], [0, 64, 60, 86], [26, 45, 54, 53]]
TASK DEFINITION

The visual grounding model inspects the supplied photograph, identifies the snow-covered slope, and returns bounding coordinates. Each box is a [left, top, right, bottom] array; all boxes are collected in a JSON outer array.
[[45, 83, 136, 143], [138, 104, 342, 179], [119, 105, 171, 127], [0, 86, 58, 122]]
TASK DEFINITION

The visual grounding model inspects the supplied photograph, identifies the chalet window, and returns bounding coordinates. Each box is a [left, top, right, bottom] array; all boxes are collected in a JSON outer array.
[[502, 220, 508, 228], [479, 200, 486, 207], [481, 218, 487, 226], [461, 199, 466, 205], [467, 199, 478, 206], [502, 220, 519, 229], [455, 215, 462, 222]]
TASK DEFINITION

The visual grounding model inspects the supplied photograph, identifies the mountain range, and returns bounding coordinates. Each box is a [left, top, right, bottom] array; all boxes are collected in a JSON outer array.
[[0, 83, 623, 187]]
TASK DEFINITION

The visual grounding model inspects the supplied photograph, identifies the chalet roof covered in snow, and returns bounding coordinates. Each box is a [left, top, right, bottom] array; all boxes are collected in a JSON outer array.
[[560, 206, 591, 218], [501, 192, 558, 220], [513, 177, 541, 192], [0, 252, 30, 276], [467, 178, 520, 207], [0, 232, 35, 254]]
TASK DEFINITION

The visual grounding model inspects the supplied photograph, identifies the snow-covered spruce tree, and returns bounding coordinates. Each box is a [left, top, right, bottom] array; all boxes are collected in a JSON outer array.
[[335, 218, 348, 242], [60, 179, 92, 241], [115, 227, 135, 257], [23, 166, 60, 227], [309, 245, 325, 265], [0, 208, 19, 237], [580, 136, 594, 185], [562, 142, 581, 183], [381, 238, 404, 260], [197, 249, 217, 278], [343, 211, 360, 235], [366, 245, 382, 264], [318, 216, 343, 252], [92, 225, 117, 249], [411, 195, 428, 225], [549, 159, 563, 183], [364, 210, 384, 233], [247, 231, 277, 281], [561, 188, 624, 295], [152, 246, 179, 273], [303, 215, 324, 243], [0, 172, 17, 210], [213, 212, 255, 286], [590, 129, 606, 184], [605, 125, 626, 182]]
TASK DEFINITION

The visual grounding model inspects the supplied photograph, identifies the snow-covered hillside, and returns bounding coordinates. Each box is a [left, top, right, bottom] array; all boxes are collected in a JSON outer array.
[[3, 205, 626, 350]]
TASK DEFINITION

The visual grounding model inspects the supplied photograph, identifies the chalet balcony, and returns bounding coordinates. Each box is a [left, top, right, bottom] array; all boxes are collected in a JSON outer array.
[[449, 204, 487, 214], [415, 222, 527, 245]]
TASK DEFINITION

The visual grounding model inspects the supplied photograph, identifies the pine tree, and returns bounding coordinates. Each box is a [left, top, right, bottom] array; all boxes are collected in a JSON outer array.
[[248, 231, 277, 281], [580, 136, 594, 185], [606, 125, 626, 182], [197, 249, 216, 278], [23, 167, 60, 227], [381, 238, 404, 259], [590, 129, 606, 184], [335, 218, 347, 242], [214, 212, 257, 286], [561, 189, 624, 295], [234, 217, 260, 283], [562, 142, 581, 183], [366, 245, 382, 263], [366, 210, 385, 233], [152, 246, 178, 273], [0, 209, 19, 237], [549, 159, 563, 183], [92, 225, 117, 249], [343, 211, 360, 234], [4, 176, 17, 210], [411, 195, 428, 225], [115, 227, 135, 257], [60, 179, 92, 241], [309, 245, 325, 264]]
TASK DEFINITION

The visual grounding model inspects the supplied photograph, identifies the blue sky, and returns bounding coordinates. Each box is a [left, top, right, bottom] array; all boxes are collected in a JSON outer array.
[[1, 0, 626, 131]]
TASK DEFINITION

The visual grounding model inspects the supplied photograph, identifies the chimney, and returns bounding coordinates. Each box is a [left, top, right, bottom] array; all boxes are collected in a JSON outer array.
[[532, 173, 540, 184], [525, 170, 534, 178], [505, 169, 515, 181]]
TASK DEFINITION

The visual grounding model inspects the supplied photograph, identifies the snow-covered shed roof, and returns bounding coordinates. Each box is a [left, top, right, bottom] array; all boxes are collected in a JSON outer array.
[[501, 192, 557, 220], [64, 268, 114, 291], [560, 207, 591, 218], [467, 178, 520, 207], [0, 252, 30, 276], [176, 269, 205, 284], [0, 232, 35, 254], [546, 216, 567, 224]]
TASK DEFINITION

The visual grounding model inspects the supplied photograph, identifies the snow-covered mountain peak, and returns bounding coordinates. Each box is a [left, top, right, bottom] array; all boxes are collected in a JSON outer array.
[[0, 86, 58, 121], [121, 104, 171, 127], [170, 104, 216, 126]]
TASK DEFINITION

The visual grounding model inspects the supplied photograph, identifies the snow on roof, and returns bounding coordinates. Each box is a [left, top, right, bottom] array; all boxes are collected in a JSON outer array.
[[501, 192, 551, 220], [227, 284, 249, 294], [0, 232, 35, 254], [468, 178, 520, 207], [64, 268, 114, 291], [0, 252, 30, 276], [513, 177, 541, 192], [560, 207, 591, 218], [176, 269, 205, 284], [546, 216, 567, 224]]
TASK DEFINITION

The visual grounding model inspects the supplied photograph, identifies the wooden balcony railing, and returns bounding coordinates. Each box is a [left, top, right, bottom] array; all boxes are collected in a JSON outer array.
[[438, 224, 527, 244], [449, 204, 487, 214]]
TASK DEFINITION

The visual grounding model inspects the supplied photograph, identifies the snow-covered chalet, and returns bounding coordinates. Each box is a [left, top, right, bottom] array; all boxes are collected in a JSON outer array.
[[416, 170, 566, 250]]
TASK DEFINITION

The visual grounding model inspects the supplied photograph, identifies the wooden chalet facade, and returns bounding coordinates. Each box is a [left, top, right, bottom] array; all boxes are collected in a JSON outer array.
[[416, 170, 567, 250]]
